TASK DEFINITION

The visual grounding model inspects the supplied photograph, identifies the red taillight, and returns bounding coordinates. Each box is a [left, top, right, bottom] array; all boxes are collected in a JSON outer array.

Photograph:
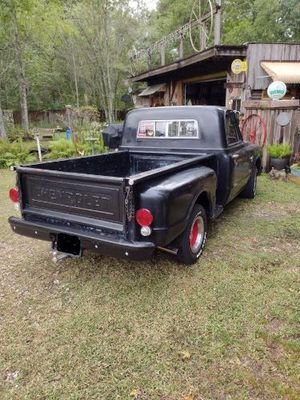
[[135, 208, 153, 226], [9, 188, 19, 203]]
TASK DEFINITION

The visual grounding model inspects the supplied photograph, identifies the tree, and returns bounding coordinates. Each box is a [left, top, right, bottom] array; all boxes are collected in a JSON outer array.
[[1, 1, 31, 134], [0, 0, 299, 128], [145, 0, 300, 50], [0, 102, 6, 138], [12, 5, 29, 134], [63, 0, 141, 122], [222, 0, 287, 44], [279, 0, 300, 41], [0, 36, 15, 139], [0, 0, 69, 125], [0, 0, 146, 124]]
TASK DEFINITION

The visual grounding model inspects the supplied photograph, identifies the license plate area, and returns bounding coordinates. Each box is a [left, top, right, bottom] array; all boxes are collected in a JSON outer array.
[[55, 233, 82, 256]]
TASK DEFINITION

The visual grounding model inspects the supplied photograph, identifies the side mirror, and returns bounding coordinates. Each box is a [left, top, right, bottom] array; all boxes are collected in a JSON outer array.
[[102, 124, 123, 149]]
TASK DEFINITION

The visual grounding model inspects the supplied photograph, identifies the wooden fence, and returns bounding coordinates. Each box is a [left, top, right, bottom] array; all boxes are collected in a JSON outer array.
[[243, 99, 300, 169], [13, 108, 127, 126]]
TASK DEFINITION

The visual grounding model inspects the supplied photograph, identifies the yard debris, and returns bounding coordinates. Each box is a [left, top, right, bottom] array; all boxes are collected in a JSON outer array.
[[5, 370, 19, 382], [129, 389, 149, 399], [130, 389, 141, 398], [183, 395, 194, 400], [180, 350, 191, 361]]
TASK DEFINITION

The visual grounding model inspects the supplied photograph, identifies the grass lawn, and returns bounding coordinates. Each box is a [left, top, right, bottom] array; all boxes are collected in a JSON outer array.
[[0, 169, 299, 400]]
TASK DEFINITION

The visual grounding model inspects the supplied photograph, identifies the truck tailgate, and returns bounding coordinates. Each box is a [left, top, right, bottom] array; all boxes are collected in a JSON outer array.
[[18, 169, 125, 231]]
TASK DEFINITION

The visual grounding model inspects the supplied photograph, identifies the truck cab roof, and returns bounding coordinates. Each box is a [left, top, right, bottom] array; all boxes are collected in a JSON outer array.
[[121, 106, 228, 151]]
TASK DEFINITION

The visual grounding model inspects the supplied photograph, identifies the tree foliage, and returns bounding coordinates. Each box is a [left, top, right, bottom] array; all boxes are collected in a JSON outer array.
[[0, 0, 299, 127], [146, 0, 300, 51], [0, 0, 144, 124], [222, 0, 300, 44]]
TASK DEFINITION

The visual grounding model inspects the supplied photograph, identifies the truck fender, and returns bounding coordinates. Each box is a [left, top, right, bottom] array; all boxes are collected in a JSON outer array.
[[138, 166, 217, 246], [187, 189, 215, 224]]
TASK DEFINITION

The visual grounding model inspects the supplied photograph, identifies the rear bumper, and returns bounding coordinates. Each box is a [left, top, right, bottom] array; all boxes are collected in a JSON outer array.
[[8, 217, 155, 261]]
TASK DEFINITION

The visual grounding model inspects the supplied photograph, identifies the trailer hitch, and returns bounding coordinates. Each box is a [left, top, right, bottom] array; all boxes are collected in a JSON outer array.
[[52, 251, 78, 264], [52, 233, 82, 264]]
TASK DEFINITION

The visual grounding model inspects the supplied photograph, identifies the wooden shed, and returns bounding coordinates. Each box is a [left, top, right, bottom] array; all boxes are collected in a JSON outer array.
[[132, 42, 300, 165]]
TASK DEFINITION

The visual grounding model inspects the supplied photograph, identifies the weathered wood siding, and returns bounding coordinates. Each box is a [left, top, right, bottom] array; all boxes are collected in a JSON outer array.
[[169, 81, 183, 106], [247, 43, 300, 90], [244, 99, 300, 168]]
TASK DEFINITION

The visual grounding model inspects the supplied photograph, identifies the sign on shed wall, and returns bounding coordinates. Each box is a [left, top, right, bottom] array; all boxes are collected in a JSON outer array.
[[267, 81, 287, 100], [231, 59, 247, 74]]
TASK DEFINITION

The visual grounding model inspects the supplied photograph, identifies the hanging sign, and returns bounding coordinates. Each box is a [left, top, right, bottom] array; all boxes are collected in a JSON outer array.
[[231, 59, 247, 74], [267, 81, 287, 100]]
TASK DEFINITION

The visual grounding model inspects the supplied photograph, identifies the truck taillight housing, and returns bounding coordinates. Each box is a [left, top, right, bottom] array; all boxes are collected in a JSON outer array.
[[135, 208, 153, 227], [9, 188, 19, 203]]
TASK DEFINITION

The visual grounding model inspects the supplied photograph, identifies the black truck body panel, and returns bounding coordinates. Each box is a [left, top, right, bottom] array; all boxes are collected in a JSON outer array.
[[137, 166, 216, 246], [22, 173, 125, 224], [121, 106, 226, 150], [9, 216, 155, 260], [9, 106, 260, 261]]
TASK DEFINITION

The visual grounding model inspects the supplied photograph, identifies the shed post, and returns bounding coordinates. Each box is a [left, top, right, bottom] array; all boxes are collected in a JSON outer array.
[[214, 0, 222, 46], [160, 45, 166, 66], [179, 35, 184, 59]]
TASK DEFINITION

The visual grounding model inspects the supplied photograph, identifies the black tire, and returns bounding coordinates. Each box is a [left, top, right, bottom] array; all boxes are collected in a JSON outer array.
[[239, 167, 257, 199], [176, 204, 207, 265]]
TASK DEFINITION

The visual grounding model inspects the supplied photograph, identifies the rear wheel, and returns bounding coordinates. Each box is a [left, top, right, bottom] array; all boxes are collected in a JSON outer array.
[[177, 204, 207, 265]]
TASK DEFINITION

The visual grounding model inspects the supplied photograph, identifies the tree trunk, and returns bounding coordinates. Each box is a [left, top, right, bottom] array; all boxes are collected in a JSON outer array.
[[103, 4, 114, 124], [12, 7, 29, 135], [72, 49, 80, 109], [0, 100, 6, 139]]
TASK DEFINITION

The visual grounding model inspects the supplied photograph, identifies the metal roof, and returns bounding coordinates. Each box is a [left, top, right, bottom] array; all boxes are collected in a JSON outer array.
[[131, 45, 247, 82], [138, 83, 166, 96]]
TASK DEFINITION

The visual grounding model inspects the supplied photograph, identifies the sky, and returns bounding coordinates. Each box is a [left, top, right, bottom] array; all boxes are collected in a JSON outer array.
[[144, 0, 158, 11], [129, 0, 158, 11]]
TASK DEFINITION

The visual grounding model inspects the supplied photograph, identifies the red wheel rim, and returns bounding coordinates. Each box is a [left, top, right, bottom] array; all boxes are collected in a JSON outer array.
[[189, 215, 204, 253], [241, 113, 267, 146]]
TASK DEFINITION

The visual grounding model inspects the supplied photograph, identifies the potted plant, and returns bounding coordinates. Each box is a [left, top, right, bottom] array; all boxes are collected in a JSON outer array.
[[267, 143, 292, 170], [291, 152, 300, 178]]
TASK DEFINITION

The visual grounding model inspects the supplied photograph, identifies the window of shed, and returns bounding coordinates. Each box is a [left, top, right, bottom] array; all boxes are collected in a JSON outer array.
[[137, 120, 198, 139]]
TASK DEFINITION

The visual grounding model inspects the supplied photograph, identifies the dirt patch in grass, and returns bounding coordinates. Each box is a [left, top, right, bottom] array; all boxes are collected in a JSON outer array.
[[251, 202, 300, 220], [0, 171, 299, 400]]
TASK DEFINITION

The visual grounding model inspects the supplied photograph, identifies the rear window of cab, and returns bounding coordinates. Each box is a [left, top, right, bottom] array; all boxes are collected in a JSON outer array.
[[137, 120, 199, 139]]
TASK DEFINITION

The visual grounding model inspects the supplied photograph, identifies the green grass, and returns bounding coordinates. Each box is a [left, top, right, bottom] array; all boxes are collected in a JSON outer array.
[[0, 170, 299, 400]]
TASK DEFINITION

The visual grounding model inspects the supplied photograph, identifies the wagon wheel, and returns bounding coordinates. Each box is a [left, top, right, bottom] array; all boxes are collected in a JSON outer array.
[[241, 114, 267, 146], [189, 0, 214, 52]]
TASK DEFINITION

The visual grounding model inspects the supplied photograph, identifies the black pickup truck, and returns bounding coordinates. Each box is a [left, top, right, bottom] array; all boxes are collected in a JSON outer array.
[[9, 106, 261, 264]]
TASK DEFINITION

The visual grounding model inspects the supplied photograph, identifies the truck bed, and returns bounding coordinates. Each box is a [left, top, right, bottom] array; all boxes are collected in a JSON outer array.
[[16, 151, 212, 234], [27, 151, 189, 177]]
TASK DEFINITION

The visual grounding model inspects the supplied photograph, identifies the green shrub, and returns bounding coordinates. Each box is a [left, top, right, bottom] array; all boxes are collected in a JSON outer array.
[[0, 140, 36, 168], [267, 143, 292, 159], [46, 138, 77, 159], [6, 125, 34, 142], [0, 127, 106, 169], [45, 132, 105, 160]]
